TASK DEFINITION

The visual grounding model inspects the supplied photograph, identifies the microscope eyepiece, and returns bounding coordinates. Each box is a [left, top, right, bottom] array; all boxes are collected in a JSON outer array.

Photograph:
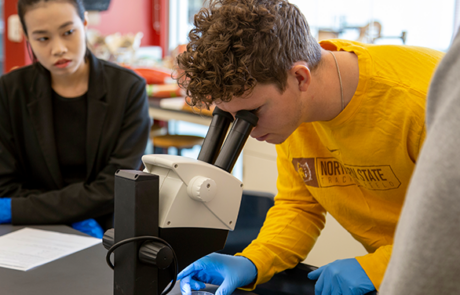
[[235, 109, 258, 126], [214, 110, 259, 173], [197, 107, 234, 164]]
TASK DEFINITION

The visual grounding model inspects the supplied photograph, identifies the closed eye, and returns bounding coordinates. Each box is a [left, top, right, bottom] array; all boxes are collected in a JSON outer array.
[[251, 107, 261, 114]]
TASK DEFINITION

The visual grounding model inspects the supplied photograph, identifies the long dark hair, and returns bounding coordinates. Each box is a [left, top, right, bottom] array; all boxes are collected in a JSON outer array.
[[17, 0, 91, 63]]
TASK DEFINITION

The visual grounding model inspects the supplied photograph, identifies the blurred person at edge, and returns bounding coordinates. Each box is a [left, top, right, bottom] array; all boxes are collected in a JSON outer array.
[[174, 0, 444, 294], [0, 0, 150, 238], [379, 31, 460, 294]]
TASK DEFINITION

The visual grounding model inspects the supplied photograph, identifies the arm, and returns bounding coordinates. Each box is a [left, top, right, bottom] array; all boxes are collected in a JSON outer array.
[[0, 76, 42, 201], [355, 244, 392, 289], [2, 78, 150, 224], [236, 143, 326, 288], [177, 142, 326, 294]]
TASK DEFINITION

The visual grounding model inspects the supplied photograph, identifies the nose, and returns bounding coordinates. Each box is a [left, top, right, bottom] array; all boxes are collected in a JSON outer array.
[[51, 38, 67, 56], [250, 127, 259, 138]]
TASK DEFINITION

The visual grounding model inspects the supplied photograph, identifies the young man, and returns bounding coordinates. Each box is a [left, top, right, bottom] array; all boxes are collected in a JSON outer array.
[[175, 0, 443, 294], [380, 31, 460, 295]]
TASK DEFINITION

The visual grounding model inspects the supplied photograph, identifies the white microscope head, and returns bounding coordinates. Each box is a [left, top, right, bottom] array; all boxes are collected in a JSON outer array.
[[142, 154, 243, 231]]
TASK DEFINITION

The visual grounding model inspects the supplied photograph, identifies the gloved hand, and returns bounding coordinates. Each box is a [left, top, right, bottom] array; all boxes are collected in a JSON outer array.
[[71, 218, 104, 238], [0, 198, 12, 224], [178, 253, 257, 295], [308, 258, 375, 295]]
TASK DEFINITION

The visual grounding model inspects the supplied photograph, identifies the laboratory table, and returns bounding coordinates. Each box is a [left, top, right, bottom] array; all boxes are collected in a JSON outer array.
[[148, 97, 212, 126], [0, 225, 113, 295], [0, 225, 277, 295], [0, 225, 375, 295]]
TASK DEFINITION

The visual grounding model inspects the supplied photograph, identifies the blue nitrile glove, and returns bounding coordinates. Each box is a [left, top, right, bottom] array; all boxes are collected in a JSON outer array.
[[307, 258, 375, 295], [178, 253, 257, 295], [71, 218, 104, 238], [0, 198, 12, 224]]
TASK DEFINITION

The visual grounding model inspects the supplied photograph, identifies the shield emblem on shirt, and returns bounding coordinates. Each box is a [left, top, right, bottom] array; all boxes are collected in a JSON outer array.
[[292, 158, 319, 187]]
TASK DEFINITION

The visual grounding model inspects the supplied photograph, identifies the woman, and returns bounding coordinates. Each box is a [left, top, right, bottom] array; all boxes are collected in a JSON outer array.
[[0, 0, 151, 237]]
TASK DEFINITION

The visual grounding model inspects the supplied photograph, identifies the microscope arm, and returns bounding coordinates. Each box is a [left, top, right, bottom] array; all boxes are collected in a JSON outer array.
[[103, 109, 259, 295]]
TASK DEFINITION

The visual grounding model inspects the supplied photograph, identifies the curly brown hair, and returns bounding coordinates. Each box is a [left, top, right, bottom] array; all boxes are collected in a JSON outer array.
[[176, 0, 322, 108]]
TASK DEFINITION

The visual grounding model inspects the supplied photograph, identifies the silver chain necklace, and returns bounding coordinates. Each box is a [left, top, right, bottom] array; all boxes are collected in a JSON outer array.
[[329, 51, 344, 111]]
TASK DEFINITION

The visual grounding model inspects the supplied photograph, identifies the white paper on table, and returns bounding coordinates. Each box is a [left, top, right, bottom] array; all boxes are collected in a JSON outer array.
[[0, 228, 101, 271]]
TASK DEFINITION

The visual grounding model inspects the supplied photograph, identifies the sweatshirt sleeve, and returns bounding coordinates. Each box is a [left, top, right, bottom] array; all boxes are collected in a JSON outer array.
[[356, 244, 392, 290], [236, 142, 327, 288]]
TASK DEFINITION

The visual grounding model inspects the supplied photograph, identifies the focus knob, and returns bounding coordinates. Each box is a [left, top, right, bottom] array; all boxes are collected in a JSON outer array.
[[139, 241, 173, 269], [102, 228, 115, 250], [187, 176, 217, 203]]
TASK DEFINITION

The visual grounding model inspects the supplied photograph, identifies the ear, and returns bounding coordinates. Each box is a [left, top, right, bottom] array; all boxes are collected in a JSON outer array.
[[289, 62, 311, 92], [83, 11, 89, 28]]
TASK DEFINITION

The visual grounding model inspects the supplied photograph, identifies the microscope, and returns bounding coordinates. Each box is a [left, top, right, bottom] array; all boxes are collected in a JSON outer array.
[[102, 107, 258, 295]]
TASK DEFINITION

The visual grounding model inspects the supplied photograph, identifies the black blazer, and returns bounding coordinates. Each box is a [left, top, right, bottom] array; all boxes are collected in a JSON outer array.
[[0, 53, 151, 227]]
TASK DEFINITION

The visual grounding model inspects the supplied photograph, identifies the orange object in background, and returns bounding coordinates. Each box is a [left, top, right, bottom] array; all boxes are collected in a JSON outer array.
[[134, 67, 175, 84], [123, 65, 174, 84]]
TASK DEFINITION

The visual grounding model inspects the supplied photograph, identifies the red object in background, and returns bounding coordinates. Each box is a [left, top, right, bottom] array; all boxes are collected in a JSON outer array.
[[156, 0, 169, 58], [3, 0, 31, 73], [89, 0, 153, 46], [132, 67, 173, 85], [88, 0, 169, 57]]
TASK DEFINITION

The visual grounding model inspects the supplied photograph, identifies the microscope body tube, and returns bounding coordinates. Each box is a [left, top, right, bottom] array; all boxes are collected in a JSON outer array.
[[214, 110, 259, 173], [197, 107, 234, 164]]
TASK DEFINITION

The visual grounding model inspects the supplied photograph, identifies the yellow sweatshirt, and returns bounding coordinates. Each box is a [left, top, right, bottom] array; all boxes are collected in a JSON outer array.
[[237, 39, 444, 290]]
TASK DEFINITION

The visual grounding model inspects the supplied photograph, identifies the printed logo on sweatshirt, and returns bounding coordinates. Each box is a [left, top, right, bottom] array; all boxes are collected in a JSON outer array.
[[292, 157, 401, 190], [292, 158, 319, 188]]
